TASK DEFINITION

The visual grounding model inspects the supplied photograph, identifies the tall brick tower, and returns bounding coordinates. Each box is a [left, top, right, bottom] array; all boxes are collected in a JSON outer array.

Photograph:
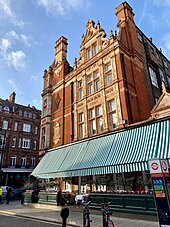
[[115, 2, 150, 123]]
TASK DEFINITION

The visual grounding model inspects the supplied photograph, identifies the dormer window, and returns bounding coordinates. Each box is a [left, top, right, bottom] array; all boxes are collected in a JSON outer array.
[[4, 106, 9, 112]]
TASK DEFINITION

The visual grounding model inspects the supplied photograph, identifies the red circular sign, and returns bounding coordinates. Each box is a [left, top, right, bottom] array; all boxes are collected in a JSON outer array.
[[151, 162, 159, 170], [161, 160, 167, 171]]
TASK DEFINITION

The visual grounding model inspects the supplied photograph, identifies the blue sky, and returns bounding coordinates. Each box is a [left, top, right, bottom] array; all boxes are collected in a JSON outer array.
[[0, 0, 170, 110]]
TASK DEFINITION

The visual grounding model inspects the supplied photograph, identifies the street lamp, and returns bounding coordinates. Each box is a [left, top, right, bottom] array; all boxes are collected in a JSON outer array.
[[0, 128, 7, 182]]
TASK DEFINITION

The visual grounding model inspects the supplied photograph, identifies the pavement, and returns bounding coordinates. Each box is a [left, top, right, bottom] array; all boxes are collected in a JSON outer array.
[[0, 200, 159, 227]]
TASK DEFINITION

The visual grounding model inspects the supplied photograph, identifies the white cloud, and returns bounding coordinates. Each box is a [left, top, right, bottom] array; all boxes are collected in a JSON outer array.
[[8, 50, 26, 71], [6, 31, 32, 47], [36, 0, 90, 16], [0, 38, 11, 52], [0, 38, 26, 71], [0, 30, 32, 70], [0, 0, 24, 28]]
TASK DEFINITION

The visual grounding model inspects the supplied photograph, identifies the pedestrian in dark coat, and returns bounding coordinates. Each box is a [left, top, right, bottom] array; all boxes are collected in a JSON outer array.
[[57, 189, 62, 206], [6, 187, 12, 204]]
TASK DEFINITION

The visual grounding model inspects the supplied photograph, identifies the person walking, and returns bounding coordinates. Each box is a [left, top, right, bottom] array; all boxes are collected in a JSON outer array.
[[6, 186, 12, 204], [0, 186, 3, 204], [57, 189, 62, 206]]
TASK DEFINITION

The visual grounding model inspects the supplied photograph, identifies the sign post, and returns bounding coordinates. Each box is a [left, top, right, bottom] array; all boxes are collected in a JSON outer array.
[[149, 159, 170, 227]]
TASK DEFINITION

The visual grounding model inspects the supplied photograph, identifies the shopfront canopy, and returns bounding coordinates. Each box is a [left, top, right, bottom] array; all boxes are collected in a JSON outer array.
[[31, 119, 170, 179]]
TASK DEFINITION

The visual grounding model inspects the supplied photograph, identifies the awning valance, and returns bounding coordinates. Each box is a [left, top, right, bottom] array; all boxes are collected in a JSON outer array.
[[32, 119, 170, 178]]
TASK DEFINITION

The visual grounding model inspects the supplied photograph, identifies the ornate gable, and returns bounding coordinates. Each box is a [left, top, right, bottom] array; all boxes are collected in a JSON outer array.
[[151, 83, 170, 119], [81, 19, 106, 45]]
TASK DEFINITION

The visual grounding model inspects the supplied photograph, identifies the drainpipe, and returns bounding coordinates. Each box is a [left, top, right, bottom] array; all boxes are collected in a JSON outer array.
[[62, 69, 65, 145], [70, 82, 74, 141], [121, 53, 133, 123]]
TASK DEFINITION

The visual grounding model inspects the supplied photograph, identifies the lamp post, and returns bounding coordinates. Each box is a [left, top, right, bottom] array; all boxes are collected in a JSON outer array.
[[0, 128, 7, 182]]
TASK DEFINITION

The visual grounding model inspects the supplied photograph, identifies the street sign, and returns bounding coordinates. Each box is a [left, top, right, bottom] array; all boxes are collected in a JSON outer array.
[[149, 159, 169, 177], [149, 158, 170, 226]]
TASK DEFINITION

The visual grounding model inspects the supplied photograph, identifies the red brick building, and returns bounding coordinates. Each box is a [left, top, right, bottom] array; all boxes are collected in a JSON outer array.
[[39, 2, 170, 155], [35, 2, 170, 192], [0, 92, 41, 188]]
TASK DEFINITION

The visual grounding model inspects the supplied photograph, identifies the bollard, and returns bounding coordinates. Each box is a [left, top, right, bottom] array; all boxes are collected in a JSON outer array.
[[60, 208, 69, 227]]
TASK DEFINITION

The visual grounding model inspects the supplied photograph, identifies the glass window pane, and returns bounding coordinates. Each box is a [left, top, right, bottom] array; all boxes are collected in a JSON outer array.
[[149, 67, 158, 88], [109, 100, 116, 111], [97, 117, 103, 133], [96, 105, 102, 116], [90, 120, 96, 135], [89, 108, 95, 118]]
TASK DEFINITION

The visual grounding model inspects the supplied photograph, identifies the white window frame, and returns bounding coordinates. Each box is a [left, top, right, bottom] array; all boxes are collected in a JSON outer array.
[[11, 156, 16, 167], [19, 110, 22, 116], [87, 70, 100, 96], [35, 126, 38, 134], [34, 140, 37, 150], [14, 122, 18, 131], [2, 120, 8, 130], [21, 156, 27, 167], [22, 138, 31, 149], [28, 112, 32, 118], [108, 99, 118, 130], [23, 123, 31, 132], [18, 138, 21, 148], [78, 80, 83, 100], [89, 105, 103, 135], [4, 106, 9, 112], [23, 111, 27, 117], [105, 62, 113, 86], [12, 138, 16, 148], [78, 113, 85, 139]]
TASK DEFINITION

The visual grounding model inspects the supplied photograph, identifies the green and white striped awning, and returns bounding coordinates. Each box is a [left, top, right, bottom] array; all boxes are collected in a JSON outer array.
[[32, 118, 170, 178]]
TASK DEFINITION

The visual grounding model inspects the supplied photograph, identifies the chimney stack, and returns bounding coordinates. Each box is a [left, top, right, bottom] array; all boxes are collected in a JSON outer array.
[[9, 92, 16, 104]]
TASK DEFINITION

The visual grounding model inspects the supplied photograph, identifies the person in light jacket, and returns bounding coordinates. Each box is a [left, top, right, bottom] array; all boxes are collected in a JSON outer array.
[[0, 186, 3, 204]]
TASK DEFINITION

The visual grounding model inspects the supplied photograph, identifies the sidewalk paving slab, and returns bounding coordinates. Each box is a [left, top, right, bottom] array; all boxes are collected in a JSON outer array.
[[0, 201, 159, 227]]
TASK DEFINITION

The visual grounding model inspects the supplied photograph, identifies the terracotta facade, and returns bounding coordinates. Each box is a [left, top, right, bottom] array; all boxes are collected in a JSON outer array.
[[40, 2, 170, 155]]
